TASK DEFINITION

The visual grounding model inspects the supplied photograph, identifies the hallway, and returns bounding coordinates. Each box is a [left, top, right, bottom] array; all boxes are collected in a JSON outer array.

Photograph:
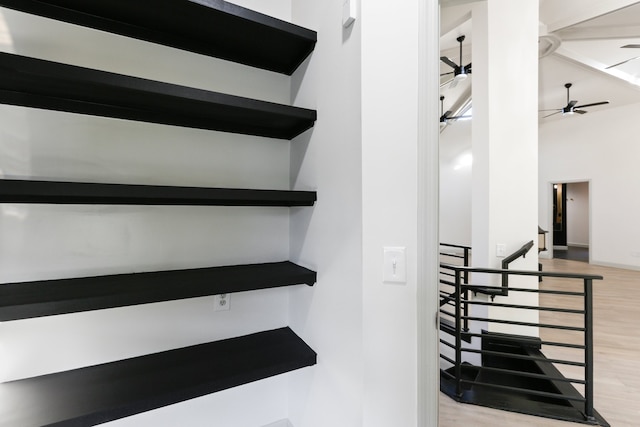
[[439, 258, 640, 426], [553, 247, 589, 263]]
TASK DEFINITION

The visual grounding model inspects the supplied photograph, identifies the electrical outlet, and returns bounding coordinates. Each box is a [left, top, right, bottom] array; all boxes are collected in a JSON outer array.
[[213, 294, 230, 311]]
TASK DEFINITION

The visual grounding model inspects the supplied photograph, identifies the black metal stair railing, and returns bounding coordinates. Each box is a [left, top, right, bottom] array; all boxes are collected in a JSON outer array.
[[438, 262, 609, 427], [439, 243, 471, 339]]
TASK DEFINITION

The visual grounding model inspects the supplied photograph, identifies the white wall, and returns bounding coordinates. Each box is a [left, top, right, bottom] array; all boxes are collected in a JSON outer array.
[[566, 181, 589, 247], [361, 0, 423, 425], [440, 121, 473, 246], [539, 102, 640, 270], [0, 1, 442, 425], [287, 1, 364, 426], [442, 88, 640, 272], [0, 2, 300, 425], [288, 0, 436, 426]]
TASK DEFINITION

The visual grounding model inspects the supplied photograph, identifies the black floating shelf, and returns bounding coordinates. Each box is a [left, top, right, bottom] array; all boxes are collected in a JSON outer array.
[[0, 52, 317, 139], [0, 327, 317, 427], [0, 179, 316, 206], [0, 261, 316, 321], [0, 0, 316, 75]]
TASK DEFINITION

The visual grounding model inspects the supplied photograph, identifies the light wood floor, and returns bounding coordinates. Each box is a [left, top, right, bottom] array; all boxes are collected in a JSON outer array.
[[439, 258, 640, 426]]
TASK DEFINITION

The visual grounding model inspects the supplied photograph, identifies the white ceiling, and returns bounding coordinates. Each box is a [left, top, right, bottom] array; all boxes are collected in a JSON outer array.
[[440, 0, 640, 122]]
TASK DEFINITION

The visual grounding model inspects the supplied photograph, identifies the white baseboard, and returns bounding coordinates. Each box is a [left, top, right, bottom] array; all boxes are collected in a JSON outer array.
[[591, 260, 640, 272], [567, 243, 589, 248]]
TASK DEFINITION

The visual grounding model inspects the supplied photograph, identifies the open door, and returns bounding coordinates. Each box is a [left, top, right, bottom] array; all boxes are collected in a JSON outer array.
[[553, 183, 567, 248]]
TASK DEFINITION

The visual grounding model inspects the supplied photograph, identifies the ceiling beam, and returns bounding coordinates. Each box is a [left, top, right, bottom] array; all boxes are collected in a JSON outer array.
[[556, 24, 640, 41], [541, 0, 639, 33]]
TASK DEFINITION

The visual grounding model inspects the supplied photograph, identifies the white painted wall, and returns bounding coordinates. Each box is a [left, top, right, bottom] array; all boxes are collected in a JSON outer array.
[[539, 102, 640, 270], [0, 1, 442, 425], [287, 1, 364, 426], [0, 2, 298, 425], [440, 121, 473, 246], [288, 0, 436, 426], [442, 103, 640, 272], [566, 181, 589, 247], [360, 0, 423, 425]]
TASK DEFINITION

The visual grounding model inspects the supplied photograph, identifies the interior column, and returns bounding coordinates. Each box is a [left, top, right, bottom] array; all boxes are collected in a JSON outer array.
[[471, 0, 539, 334]]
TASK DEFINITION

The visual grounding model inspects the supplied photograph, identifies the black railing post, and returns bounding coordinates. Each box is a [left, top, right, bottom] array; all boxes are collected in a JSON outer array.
[[455, 268, 463, 397], [462, 247, 470, 331], [584, 278, 595, 422]]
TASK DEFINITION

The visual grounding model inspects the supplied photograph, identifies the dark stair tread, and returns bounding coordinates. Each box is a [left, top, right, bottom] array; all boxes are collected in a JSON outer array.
[[0, 179, 316, 206], [0, 0, 316, 75], [0, 52, 316, 139], [439, 317, 472, 343], [0, 327, 317, 427], [0, 261, 316, 321], [440, 339, 610, 426]]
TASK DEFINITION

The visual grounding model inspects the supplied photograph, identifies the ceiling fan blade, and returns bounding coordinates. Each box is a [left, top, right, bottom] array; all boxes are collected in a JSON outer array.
[[440, 56, 459, 69], [464, 63, 472, 74], [606, 56, 640, 69], [440, 111, 453, 122], [542, 111, 561, 118], [566, 100, 577, 109], [574, 109, 587, 114], [574, 101, 609, 109], [621, 44, 640, 48], [440, 71, 454, 76], [539, 108, 561, 112]]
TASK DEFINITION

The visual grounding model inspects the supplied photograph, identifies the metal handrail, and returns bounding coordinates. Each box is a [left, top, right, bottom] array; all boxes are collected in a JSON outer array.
[[439, 243, 471, 330], [499, 240, 535, 296], [439, 263, 603, 423]]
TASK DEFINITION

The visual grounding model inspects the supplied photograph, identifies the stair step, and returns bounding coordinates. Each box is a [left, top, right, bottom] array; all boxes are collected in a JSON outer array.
[[0, 0, 316, 75], [0, 52, 317, 139], [0, 179, 316, 206], [439, 317, 472, 343], [0, 327, 316, 427], [0, 261, 316, 321]]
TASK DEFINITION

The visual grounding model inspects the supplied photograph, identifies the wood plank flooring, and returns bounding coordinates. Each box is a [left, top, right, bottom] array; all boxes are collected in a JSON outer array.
[[439, 258, 640, 426]]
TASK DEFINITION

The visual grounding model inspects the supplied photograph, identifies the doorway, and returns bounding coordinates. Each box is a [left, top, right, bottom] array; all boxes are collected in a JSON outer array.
[[551, 181, 590, 263]]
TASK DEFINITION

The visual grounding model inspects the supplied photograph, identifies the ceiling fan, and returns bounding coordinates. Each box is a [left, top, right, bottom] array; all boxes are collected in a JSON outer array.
[[606, 44, 640, 69], [439, 95, 470, 126], [540, 83, 609, 118], [441, 35, 472, 88]]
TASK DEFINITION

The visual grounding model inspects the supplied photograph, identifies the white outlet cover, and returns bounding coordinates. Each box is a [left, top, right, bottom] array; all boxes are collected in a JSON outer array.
[[213, 294, 230, 311], [383, 246, 406, 284]]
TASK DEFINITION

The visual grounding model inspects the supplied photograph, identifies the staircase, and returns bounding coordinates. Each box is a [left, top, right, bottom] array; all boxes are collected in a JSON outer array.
[[0, 1, 318, 425], [439, 243, 610, 426]]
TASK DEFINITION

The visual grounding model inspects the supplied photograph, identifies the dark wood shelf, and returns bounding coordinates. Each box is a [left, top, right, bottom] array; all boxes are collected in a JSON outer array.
[[0, 261, 316, 321], [0, 327, 317, 427], [0, 52, 317, 139], [0, 0, 316, 75], [0, 179, 316, 206]]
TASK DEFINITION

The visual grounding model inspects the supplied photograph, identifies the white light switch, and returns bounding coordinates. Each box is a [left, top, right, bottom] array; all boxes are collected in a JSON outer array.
[[383, 247, 406, 283], [496, 243, 506, 257]]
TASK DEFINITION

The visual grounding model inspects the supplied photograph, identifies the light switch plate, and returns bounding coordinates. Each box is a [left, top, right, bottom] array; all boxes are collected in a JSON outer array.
[[383, 246, 406, 284]]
